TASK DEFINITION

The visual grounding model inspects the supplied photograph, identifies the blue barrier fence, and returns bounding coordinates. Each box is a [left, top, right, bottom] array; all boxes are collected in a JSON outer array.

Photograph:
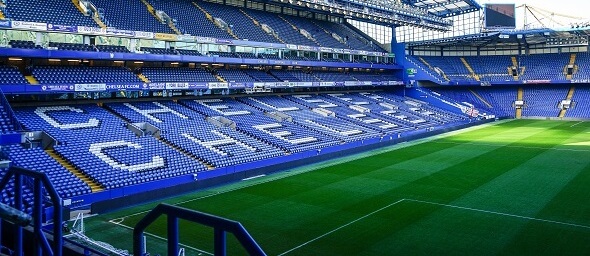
[[0, 167, 63, 256], [133, 203, 266, 256]]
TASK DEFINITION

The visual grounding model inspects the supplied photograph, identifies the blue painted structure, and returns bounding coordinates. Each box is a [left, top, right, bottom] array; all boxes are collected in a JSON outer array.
[[134, 203, 266, 256], [0, 167, 63, 256]]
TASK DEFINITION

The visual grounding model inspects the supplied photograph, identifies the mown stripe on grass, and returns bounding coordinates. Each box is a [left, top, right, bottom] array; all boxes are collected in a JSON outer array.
[[376, 121, 590, 256], [272, 121, 567, 255]]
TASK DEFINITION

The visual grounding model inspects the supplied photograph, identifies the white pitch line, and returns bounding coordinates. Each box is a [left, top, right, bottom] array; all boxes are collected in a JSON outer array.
[[277, 199, 407, 256], [279, 198, 590, 255], [243, 174, 266, 181], [406, 199, 590, 230], [432, 141, 590, 152], [571, 121, 584, 127], [108, 219, 214, 256]]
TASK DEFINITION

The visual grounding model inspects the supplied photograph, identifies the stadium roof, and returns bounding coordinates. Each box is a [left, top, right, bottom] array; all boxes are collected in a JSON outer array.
[[407, 27, 590, 47], [403, 0, 481, 17]]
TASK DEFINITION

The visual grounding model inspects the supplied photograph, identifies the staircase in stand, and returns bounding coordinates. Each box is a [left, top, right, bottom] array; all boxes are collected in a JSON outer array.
[[558, 86, 576, 118], [25, 75, 39, 85], [516, 87, 523, 119], [192, 1, 237, 39], [460, 57, 480, 81], [239, 9, 285, 44], [512, 56, 526, 80], [510, 56, 519, 80], [92, 14, 107, 29], [140, 0, 163, 23], [71, 0, 88, 16], [45, 149, 104, 192], [310, 20, 335, 38], [157, 137, 215, 170], [418, 57, 449, 81], [564, 53, 577, 80], [168, 22, 182, 35], [215, 74, 226, 83], [468, 88, 493, 108], [137, 73, 150, 83], [278, 15, 321, 46], [140, 0, 182, 34]]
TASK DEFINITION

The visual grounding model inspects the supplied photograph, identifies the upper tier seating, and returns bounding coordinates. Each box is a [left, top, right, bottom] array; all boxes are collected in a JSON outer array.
[[141, 47, 178, 55], [259, 53, 281, 60], [281, 15, 347, 49], [176, 49, 203, 56], [196, 1, 280, 43], [269, 70, 319, 82], [95, 45, 132, 53], [141, 67, 217, 82], [7, 0, 96, 27], [317, 21, 386, 52], [149, 0, 232, 39], [420, 56, 475, 81], [0, 65, 28, 85], [49, 42, 96, 52], [91, 0, 174, 33], [313, 71, 352, 82], [519, 53, 569, 81], [9, 40, 43, 50], [242, 8, 318, 47], [208, 51, 239, 58], [572, 52, 590, 80], [217, 70, 257, 83], [31, 66, 141, 84], [351, 72, 388, 82], [464, 56, 514, 82], [3, 0, 385, 52], [243, 70, 279, 82], [410, 54, 575, 83], [283, 54, 309, 61]]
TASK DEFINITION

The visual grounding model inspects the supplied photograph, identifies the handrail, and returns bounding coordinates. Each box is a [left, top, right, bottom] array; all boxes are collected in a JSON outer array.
[[0, 167, 63, 256], [405, 56, 445, 84], [133, 203, 266, 256]]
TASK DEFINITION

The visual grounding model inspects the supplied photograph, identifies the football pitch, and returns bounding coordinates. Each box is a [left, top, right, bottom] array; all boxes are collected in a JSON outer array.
[[81, 119, 590, 255]]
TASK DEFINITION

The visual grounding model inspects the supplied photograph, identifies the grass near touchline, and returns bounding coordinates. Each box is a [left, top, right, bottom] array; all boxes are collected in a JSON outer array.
[[81, 120, 590, 255]]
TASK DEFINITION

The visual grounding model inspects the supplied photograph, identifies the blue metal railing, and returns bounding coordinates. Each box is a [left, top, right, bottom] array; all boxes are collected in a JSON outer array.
[[0, 167, 63, 256], [133, 203, 266, 256]]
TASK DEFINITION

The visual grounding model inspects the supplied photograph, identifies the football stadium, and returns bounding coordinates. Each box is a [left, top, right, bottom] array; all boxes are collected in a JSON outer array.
[[0, 0, 589, 255]]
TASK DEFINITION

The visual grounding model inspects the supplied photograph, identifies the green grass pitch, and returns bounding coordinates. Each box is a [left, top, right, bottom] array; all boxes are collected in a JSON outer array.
[[81, 119, 590, 255]]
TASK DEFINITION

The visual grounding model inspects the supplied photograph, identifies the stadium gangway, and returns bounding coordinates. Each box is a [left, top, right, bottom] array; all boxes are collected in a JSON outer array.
[[0, 167, 63, 256], [0, 88, 23, 131], [133, 203, 267, 256]]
